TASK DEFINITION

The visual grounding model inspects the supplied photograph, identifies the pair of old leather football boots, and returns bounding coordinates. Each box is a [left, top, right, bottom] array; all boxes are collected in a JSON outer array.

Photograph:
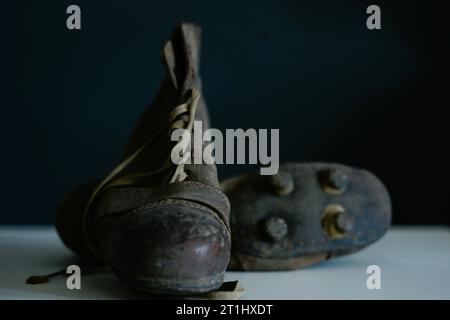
[[56, 23, 391, 296]]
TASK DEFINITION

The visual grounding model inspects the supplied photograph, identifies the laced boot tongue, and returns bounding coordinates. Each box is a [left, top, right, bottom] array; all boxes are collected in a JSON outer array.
[[168, 88, 200, 183]]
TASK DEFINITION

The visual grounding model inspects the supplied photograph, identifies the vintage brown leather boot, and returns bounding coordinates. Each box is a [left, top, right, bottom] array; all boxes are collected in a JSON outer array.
[[55, 23, 231, 295], [222, 163, 391, 271]]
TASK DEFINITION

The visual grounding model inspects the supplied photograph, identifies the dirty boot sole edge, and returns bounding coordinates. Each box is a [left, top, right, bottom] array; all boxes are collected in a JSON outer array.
[[115, 271, 225, 296]]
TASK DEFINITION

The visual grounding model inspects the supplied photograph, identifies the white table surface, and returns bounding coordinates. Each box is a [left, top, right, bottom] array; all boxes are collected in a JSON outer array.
[[0, 226, 449, 300]]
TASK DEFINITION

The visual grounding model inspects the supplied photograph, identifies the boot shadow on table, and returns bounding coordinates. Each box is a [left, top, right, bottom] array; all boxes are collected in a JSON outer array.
[[20, 250, 242, 300], [21, 254, 360, 300], [22, 255, 167, 299]]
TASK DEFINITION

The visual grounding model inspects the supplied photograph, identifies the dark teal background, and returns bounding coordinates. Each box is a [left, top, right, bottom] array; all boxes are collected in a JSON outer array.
[[2, 1, 449, 224]]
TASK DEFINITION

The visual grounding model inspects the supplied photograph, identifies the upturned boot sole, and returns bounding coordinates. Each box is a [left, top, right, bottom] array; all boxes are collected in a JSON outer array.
[[222, 163, 391, 271]]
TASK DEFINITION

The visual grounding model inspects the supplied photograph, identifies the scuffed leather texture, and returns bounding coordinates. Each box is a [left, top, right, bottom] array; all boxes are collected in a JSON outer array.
[[95, 182, 230, 227], [96, 199, 230, 280], [224, 163, 391, 271], [56, 23, 231, 294]]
